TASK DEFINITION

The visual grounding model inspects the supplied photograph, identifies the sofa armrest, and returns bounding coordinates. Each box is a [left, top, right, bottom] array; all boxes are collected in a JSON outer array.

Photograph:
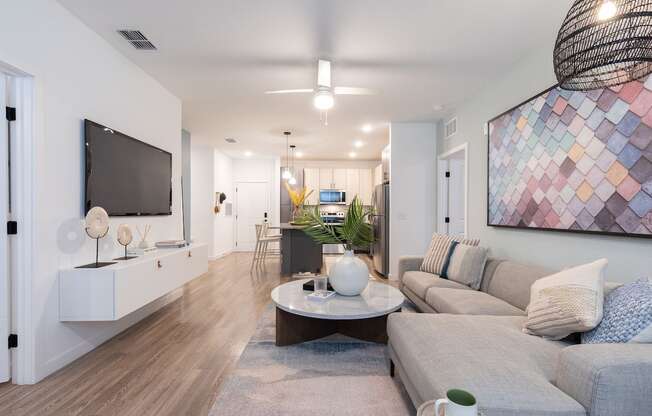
[[398, 256, 423, 287], [556, 343, 652, 416]]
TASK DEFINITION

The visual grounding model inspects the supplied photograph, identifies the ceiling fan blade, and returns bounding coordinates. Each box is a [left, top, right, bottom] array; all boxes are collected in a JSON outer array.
[[265, 89, 314, 94], [333, 87, 377, 95], [317, 59, 331, 88]]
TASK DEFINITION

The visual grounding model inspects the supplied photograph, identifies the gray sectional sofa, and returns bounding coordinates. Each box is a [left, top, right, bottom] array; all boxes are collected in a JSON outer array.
[[388, 256, 652, 416]]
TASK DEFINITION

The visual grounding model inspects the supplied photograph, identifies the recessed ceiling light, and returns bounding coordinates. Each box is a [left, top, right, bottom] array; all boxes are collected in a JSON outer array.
[[361, 124, 373, 133], [354, 140, 365, 148], [348, 152, 357, 158], [296, 151, 304, 158], [244, 151, 253, 157], [432, 104, 444, 111]]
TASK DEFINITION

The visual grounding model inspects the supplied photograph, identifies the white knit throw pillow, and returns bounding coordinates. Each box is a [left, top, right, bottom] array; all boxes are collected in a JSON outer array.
[[523, 259, 607, 340]]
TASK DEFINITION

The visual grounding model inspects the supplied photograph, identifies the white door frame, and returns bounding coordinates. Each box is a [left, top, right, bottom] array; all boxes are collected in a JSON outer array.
[[0, 61, 36, 385], [234, 181, 270, 251], [437, 143, 468, 236]]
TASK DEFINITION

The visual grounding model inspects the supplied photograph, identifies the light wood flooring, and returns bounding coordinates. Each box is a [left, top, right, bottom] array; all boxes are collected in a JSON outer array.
[[0, 252, 386, 416]]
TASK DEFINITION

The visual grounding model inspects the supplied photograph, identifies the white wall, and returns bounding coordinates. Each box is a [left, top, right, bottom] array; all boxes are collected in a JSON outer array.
[[191, 143, 215, 256], [0, 0, 182, 382], [441, 44, 652, 282], [389, 123, 438, 279], [214, 149, 234, 258]]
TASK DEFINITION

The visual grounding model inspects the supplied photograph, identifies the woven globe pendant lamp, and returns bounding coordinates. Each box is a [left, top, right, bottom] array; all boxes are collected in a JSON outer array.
[[554, 0, 652, 91]]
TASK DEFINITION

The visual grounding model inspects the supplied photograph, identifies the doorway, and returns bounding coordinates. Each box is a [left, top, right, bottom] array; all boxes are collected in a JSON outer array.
[[438, 143, 468, 237], [235, 181, 270, 251]]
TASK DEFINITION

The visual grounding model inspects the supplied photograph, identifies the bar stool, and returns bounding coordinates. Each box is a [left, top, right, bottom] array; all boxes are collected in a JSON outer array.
[[252, 223, 282, 267]]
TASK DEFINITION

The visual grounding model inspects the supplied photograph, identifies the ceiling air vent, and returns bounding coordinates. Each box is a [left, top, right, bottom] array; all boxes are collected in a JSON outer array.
[[444, 117, 457, 139], [225, 138, 237, 144], [117, 30, 157, 50]]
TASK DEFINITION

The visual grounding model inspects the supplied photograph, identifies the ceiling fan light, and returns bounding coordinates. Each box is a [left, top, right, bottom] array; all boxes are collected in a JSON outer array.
[[313, 91, 334, 110]]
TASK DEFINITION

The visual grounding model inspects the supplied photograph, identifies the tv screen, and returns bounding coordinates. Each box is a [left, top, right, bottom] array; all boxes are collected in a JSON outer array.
[[85, 119, 172, 216]]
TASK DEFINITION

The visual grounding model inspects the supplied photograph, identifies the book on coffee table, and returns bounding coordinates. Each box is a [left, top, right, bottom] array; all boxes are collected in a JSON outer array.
[[306, 291, 337, 302]]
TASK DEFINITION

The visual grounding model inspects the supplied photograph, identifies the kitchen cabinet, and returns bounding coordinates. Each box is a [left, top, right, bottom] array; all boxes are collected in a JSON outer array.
[[319, 168, 332, 189], [303, 168, 320, 205], [318, 168, 346, 189], [374, 164, 383, 187], [303, 167, 373, 205], [345, 169, 360, 203], [359, 169, 373, 206], [332, 168, 347, 189]]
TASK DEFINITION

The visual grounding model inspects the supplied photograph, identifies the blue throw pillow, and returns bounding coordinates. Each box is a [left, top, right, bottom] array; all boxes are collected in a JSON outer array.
[[582, 278, 652, 344]]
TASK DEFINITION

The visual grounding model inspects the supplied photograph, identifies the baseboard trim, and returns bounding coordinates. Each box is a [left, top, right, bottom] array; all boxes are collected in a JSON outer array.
[[35, 290, 182, 383], [212, 249, 233, 260]]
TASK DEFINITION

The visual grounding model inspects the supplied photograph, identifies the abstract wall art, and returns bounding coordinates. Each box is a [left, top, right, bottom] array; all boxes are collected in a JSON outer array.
[[488, 76, 652, 237]]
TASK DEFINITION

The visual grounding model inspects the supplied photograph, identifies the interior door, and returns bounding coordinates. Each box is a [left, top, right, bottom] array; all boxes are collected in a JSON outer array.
[[448, 158, 466, 236], [235, 182, 270, 251], [0, 74, 10, 382]]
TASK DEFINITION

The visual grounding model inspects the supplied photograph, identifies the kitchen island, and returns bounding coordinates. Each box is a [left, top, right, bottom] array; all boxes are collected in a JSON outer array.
[[279, 223, 323, 275]]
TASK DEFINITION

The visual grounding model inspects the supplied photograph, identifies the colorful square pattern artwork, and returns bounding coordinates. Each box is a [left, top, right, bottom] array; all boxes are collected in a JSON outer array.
[[488, 76, 652, 237]]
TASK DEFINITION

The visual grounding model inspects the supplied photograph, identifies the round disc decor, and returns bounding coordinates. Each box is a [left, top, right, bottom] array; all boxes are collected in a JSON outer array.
[[117, 224, 133, 246], [85, 207, 110, 239], [553, 0, 652, 91]]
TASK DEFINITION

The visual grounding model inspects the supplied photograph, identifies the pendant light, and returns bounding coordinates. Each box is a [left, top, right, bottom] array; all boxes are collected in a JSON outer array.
[[288, 145, 297, 185], [281, 131, 292, 180], [554, 0, 652, 91]]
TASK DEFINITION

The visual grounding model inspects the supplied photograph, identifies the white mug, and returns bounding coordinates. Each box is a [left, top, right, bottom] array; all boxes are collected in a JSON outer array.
[[435, 389, 478, 416]]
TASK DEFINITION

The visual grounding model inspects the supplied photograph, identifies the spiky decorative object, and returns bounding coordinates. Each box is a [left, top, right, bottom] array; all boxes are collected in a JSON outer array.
[[554, 0, 652, 91], [284, 182, 313, 220]]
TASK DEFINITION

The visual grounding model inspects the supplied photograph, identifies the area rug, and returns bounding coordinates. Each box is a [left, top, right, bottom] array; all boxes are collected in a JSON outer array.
[[209, 305, 415, 416]]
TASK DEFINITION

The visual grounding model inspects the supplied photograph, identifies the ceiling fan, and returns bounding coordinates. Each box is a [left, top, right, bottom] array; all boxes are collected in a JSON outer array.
[[265, 59, 377, 124]]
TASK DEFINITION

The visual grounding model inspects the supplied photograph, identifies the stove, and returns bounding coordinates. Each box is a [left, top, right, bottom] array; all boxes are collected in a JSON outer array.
[[320, 211, 345, 224]]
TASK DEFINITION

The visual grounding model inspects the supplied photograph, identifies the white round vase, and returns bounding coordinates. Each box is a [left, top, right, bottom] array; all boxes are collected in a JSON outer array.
[[328, 250, 369, 296]]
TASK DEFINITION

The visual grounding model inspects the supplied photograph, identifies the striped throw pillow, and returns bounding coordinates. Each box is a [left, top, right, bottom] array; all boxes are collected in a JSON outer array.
[[420, 233, 480, 276]]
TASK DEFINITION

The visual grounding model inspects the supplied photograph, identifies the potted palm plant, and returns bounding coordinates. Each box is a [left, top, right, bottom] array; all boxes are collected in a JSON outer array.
[[294, 196, 374, 296]]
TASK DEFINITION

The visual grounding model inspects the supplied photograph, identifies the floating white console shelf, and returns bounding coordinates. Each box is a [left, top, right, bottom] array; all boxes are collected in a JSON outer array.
[[59, 243, 208, 321]]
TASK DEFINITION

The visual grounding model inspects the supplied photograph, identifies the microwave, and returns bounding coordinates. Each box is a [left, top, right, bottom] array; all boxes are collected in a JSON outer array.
[[319, 190, 346, 205]]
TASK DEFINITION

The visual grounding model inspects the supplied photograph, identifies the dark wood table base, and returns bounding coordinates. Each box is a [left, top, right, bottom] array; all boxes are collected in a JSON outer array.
[[275, 307, 398, 346]]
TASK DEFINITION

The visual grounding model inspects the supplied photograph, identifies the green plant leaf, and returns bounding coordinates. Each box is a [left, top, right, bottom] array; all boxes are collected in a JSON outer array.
[[297, 196, 375, 250]]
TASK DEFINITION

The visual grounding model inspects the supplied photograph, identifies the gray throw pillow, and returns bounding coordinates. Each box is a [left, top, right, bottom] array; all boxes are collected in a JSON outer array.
[[444, 244, 488, 290]]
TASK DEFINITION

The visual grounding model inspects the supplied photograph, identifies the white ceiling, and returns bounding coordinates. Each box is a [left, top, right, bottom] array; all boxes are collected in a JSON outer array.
[[58, 0, 571, 160]]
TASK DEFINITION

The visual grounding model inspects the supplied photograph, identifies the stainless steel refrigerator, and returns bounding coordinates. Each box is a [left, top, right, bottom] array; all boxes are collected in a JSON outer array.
[[372, 184, 390, 277]]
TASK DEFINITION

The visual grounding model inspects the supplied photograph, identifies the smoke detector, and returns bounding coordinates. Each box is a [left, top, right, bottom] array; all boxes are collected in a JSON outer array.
[[117, 30, 157, 50]]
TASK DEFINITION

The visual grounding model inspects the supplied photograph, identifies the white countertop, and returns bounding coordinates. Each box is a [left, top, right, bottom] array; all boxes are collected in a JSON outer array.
[[271, 278, 404, 320]]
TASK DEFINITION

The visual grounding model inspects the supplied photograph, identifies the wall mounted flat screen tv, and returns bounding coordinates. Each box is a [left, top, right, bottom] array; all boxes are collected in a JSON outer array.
[[85, 119, 172, 216]]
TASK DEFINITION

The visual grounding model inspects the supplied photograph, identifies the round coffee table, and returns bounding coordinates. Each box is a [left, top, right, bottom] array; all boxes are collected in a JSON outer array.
[[271, 279, 405, 346]]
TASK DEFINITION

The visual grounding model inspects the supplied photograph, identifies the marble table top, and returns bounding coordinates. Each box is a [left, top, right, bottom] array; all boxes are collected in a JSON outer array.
[[271, 279, 405, 320]]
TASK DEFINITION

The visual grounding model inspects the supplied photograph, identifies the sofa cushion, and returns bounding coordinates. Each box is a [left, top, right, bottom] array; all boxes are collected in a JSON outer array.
[[402, 271, 470, 299], [482, 260, 553, 310], [421, 233, 480, 275], [388, 313, 585, 416], [426, 287, 526, 316], [445, 244, 489, 290]]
